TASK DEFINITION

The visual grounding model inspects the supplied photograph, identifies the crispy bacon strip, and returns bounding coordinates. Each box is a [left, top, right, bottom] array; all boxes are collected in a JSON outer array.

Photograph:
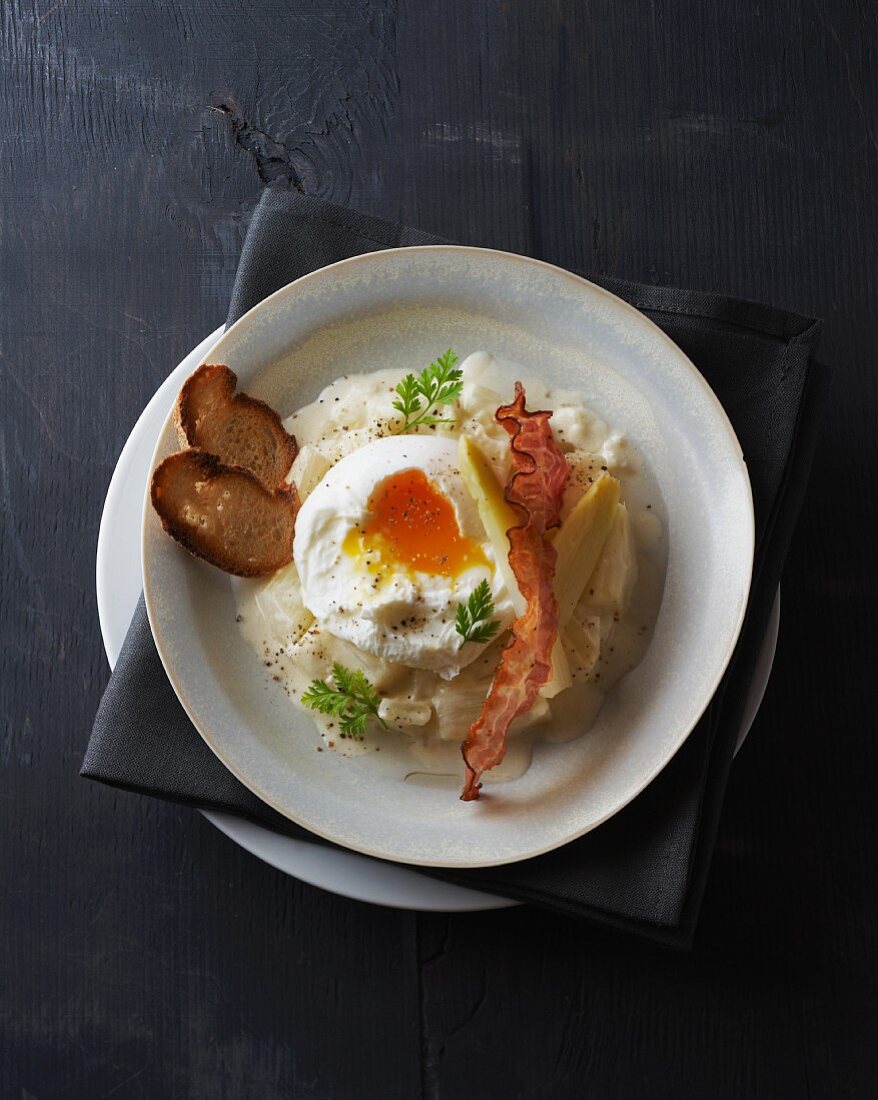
[[460, 383, 570, 801]]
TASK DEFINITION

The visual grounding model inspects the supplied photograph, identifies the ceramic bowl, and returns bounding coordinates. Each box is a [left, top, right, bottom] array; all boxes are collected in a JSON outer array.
[[142, 246, 753, 868]]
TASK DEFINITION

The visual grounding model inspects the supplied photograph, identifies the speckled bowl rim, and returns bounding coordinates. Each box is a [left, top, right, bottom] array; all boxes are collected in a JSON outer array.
[[142, 245, 754, 868]]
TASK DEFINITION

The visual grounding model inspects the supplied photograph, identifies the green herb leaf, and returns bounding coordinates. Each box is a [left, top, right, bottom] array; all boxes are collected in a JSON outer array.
[[391, 349, 463, 434], [455, 579, 502, 648], [301, 663, 388, 738], [391, 373, 422, 421]]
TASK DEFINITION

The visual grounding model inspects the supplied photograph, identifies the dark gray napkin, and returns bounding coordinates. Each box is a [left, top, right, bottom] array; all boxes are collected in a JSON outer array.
[[84, 187, 827, 946]]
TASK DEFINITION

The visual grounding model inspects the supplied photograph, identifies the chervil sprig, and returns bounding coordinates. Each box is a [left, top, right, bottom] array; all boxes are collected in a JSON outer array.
[[391, 349, 463, 433], [455, 579, 501, 648], [301, 662, 388, 738]]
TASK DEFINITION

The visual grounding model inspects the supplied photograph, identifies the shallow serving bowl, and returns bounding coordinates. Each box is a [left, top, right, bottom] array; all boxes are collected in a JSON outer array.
[[142, 246, 754, 868]]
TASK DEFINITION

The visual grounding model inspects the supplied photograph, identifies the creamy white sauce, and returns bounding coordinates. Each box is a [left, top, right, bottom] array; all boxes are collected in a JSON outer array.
[[235, 353, 666, 785]]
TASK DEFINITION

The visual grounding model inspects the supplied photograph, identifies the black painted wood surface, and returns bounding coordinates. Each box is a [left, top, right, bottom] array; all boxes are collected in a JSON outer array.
[[1, 2, 875, 1096]]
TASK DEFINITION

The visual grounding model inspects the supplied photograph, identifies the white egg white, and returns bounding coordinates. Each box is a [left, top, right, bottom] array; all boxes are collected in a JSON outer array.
[[293, 434, 515, 679]]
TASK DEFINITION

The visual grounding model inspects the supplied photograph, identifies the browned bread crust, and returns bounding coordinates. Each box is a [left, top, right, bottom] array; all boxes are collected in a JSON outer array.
[[150, 450, 299, 577], [176, 364, 298, 489]]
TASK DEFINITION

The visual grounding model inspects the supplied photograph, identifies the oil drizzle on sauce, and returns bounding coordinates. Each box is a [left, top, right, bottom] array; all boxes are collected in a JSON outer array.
[[343, 468, 488, 578]]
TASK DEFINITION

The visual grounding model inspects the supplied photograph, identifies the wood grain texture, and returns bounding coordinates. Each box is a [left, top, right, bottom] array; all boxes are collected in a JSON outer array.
[[1, 0, 875, 1096]]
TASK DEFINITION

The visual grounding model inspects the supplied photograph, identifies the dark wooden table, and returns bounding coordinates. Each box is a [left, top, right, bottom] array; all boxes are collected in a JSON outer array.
[[2, 2, 875, 1096]]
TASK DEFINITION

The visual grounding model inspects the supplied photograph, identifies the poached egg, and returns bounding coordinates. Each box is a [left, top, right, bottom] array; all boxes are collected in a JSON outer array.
[[294, 434, 514, 678]]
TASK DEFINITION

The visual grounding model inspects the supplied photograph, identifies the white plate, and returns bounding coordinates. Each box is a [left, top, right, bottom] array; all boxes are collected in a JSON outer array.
[[142, 249, 755, 867], [98, 326, 778, 910]]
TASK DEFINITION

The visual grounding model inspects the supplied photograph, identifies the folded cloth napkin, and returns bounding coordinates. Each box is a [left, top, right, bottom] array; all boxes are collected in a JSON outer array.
[[84, 187, 828, 947]]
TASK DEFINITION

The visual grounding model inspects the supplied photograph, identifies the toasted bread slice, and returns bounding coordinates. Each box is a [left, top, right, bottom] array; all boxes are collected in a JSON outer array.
[[151, 450, 299, 577], [176, 364, 297, 489]]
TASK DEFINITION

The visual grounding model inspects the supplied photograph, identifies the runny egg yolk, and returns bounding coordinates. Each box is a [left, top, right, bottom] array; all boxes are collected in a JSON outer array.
[[343, 468, 489, 578]]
